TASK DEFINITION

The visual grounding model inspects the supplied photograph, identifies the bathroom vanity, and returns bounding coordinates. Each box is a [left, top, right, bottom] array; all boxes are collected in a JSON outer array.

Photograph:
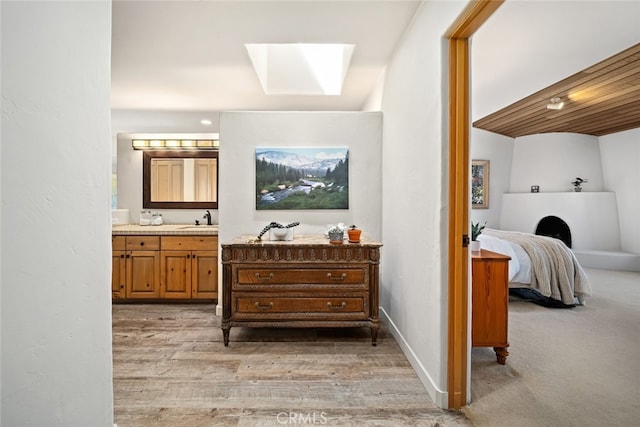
[[112, 224, 218, 301], [221, 235, 382, 346]]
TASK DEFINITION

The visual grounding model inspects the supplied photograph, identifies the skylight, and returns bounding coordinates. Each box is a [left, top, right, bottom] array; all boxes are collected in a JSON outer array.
[[245, 43, 355, 95]]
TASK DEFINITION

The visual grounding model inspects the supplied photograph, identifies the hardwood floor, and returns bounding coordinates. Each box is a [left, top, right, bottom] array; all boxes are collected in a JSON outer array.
[[112, 303, 471, 426]]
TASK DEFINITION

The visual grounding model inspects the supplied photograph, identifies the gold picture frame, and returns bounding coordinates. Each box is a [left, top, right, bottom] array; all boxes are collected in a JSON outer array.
[[471, 160, 489, 209]]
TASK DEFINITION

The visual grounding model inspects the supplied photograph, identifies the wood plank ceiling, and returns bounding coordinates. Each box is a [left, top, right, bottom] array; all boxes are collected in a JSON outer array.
[[473, 43, 640, 138]]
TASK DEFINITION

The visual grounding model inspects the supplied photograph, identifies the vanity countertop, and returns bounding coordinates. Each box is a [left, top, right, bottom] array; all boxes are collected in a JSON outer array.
[[112, 224, 218, 236]]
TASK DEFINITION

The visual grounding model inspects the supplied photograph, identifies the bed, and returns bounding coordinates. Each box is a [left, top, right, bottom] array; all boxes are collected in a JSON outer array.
[[477, 228, 592, 306]]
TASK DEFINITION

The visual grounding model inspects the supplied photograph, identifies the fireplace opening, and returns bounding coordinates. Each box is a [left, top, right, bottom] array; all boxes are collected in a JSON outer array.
[[535, 216, 572, 248]]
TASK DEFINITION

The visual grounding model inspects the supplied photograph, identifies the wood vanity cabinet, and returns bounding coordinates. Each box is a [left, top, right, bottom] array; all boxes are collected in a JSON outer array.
[[111, 235, 161, 299], [471, 249, 511, 364], [111, 234, 218, 301], [160, 236, 218, 299], [111, 236, 126, 299], [221, 236, 382, 346]]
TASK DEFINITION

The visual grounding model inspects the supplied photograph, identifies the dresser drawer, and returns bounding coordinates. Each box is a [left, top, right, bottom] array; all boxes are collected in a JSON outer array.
[[235, 267, 365, 286], [233, 294, 368, 319], [125, 236, 160, 250]]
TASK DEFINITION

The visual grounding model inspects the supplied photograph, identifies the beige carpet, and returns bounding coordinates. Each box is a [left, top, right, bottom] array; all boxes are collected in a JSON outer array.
[[463, 268, 640, 427]]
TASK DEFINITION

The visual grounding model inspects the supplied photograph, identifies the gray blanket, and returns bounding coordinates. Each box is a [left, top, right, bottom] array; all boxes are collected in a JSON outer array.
[[483, 228, 592, 304]]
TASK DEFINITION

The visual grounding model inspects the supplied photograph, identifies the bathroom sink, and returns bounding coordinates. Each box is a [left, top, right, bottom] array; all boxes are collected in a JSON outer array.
[[178, 225, 218, 230]]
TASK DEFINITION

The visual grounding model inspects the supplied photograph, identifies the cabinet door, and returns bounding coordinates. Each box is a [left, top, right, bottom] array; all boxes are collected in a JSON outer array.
[[126, 250, 160, 298], [472, 258, 509, 347], [112, 250, 126, 299], [160, 250, 191, 299], [192, 250, 218, 299]]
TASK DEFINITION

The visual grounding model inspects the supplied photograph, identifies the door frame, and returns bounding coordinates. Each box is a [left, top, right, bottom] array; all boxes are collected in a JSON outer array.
[[445, 0, 504, 410]]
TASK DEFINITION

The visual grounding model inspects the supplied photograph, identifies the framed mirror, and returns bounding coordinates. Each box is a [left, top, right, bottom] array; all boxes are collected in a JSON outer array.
[[143, 150, 218, 209]]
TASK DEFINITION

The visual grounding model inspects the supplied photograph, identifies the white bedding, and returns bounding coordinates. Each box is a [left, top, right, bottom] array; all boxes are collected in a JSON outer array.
[[477, 229, 592, 304], [477, 233, 532, 283]]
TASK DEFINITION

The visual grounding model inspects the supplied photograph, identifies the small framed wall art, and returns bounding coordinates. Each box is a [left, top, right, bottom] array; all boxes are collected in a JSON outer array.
[[471, 159, 489, 209]]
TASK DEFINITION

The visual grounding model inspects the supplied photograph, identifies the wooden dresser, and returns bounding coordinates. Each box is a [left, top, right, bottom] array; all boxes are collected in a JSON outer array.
[[471, 249, 511, 364], [221, 235, 382, 346]]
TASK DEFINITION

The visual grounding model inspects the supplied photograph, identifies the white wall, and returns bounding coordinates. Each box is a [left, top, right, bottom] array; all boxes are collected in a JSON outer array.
[[218, 111, 382, 242], [469, 130, 513, 228], [509, 133, 604, 193], [1, 2, 114, 425], [600, 128, 640, 253], [379, 0, 467, 408]]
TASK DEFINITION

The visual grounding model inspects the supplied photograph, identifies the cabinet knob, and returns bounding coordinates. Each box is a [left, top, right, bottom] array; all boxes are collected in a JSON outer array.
[[255, 272, 274, 281], [327, 272, 347, 281], [140, 242, 144, 246]]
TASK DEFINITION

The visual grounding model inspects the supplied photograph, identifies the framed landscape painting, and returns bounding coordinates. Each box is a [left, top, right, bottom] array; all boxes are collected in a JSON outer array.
[[471, 159, 489, 209], [255, 147, 349, 210]]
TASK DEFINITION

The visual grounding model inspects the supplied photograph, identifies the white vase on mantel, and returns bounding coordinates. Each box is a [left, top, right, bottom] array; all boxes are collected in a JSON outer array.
[[470, 240, 481, 252]]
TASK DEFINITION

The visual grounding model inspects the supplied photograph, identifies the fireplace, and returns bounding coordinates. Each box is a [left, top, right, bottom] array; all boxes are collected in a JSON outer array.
[[535, 216, 572, 248], [500, 192, 620, 252], [498, 192, 640, 271]]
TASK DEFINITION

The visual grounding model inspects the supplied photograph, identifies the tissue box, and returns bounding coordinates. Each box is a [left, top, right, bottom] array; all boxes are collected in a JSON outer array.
[[269, 227, 294, 241], [111, 209, 130, 225]]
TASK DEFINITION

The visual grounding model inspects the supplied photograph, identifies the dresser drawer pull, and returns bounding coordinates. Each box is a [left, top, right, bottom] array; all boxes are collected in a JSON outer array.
[[254, 272, 274, 281], [327, 301, 347, 310], [254, 301, 274, 310], [327, 273, 347, 281]]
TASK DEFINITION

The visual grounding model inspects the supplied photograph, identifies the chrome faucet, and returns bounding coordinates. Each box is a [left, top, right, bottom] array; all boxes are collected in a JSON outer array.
[[203, 210, 212, 226]]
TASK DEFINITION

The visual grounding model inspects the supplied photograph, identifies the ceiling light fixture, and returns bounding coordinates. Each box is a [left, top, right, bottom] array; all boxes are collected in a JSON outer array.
[[546, 97, 565, 110], [200, 119, 212, 126], [132, 138, 219, 150]]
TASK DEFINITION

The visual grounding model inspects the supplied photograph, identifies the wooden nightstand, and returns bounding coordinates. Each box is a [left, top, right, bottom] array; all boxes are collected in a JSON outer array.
[[471, 249, 511, 364]]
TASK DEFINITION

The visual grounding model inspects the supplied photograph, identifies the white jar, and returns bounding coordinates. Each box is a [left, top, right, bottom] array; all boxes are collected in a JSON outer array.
[[139, 210, 152, 226]]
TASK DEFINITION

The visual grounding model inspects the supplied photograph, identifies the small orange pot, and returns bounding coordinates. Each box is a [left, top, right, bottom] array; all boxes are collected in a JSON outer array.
[[347, 228, 362, 243]]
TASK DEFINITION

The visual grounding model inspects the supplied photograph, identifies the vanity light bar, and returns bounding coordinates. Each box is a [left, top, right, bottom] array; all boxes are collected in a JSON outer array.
[[132, 139, 219, 150]]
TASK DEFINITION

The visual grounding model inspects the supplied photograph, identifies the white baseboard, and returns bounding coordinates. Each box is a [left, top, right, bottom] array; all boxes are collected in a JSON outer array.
[[216, 303, 222, 317], [379, 307, 448, 409]]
